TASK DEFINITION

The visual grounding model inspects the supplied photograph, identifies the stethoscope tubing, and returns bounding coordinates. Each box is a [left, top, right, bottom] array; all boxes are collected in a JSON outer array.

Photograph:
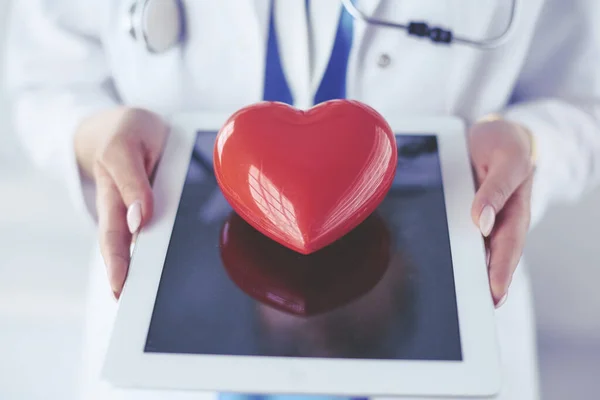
[[340, 0, 519, 50], [129, 0, 519, 53]]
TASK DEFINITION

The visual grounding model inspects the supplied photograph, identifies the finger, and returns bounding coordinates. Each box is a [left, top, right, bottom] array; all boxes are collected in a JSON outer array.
[[99, 136, 154, 234], [130, 231, 139, 255], [487, 176, 533, 306], [95, 164, 131, 299], [471, 156, 532, 237]]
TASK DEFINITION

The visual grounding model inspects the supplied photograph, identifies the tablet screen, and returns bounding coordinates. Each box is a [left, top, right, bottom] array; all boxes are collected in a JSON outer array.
[[144, 132, 462, 362]]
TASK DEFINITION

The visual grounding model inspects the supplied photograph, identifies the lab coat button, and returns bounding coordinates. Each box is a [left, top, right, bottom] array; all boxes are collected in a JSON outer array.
[[377, 53, 391, 68]]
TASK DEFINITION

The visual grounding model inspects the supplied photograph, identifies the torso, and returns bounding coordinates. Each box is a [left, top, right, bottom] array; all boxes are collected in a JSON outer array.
[[78, 0, 546, 121]]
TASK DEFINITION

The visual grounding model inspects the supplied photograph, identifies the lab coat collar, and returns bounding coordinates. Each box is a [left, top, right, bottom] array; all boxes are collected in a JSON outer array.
[[251, 0, 384, 108]]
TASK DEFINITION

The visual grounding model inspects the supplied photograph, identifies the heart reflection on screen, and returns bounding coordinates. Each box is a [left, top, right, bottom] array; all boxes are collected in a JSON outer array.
[[219, 212, 391, 317]]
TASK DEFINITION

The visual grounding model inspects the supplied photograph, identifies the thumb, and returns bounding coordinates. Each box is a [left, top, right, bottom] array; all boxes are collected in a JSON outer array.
[[471, 158, 531, 237]]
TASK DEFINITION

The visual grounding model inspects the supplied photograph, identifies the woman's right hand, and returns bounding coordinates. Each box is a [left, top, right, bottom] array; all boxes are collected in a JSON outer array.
[[75, 107, 169, 299]]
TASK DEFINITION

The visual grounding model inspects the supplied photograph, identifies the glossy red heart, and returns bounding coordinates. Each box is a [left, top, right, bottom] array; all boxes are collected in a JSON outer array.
[[219, 211, 391, 316], [213, 100, 397, 254]]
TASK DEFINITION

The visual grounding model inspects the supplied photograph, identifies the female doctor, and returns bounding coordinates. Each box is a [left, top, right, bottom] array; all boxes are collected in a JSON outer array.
[[5, 0, 600, 399]]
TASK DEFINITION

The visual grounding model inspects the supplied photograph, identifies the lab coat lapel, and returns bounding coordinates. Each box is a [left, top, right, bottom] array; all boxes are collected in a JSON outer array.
[[353, 0, 385, 20], [274, 0, 312, 109], [308, 0, 342, 97], [182, 0, 268, 110], [251, 0, 271, 42], [349, 0, 385, 48], [344, 0, 384, 99]]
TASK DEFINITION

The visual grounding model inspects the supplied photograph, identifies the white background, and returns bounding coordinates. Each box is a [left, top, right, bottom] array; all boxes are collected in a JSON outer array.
[[0, 1, 598, 399]]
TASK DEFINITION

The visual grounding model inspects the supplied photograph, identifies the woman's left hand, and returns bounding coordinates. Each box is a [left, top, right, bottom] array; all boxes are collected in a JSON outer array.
[[468, 117, 536, 308]]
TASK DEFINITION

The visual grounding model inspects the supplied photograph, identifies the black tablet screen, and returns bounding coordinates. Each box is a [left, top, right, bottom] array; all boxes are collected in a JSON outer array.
[[143, 132, 462, 361]]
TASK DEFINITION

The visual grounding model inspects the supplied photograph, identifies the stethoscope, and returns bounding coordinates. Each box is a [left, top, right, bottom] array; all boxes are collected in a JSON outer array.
[[127, 0, 520, 54]]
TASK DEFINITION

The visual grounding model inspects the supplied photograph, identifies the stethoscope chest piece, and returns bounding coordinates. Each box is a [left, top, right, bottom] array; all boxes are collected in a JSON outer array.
[[127, 0, 183, 53]]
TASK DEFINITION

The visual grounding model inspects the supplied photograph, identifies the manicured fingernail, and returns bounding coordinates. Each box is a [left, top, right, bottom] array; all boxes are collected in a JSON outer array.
[[495, 292, 508, 309], [127, 201, 142, 234], [479, 205, 495, 237]]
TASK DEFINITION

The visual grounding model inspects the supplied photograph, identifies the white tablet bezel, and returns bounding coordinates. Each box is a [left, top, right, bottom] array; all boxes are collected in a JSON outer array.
[[102, 111, 501, 398]]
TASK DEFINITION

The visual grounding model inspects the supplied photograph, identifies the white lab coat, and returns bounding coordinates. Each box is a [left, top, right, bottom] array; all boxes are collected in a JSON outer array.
[[5, 0, 600, 399]]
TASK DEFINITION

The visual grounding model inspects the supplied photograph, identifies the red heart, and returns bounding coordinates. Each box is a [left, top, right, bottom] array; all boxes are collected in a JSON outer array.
[[213, 100, 397, 254], [219, 212, 391, 316]]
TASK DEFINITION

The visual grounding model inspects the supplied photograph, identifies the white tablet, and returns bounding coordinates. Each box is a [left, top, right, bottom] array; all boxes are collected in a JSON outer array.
[[102, 111, 501, 398]]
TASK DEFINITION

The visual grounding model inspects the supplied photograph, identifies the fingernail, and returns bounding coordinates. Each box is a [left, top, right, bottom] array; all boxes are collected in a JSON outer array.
[[495, 292, 508, 309], [127, 201, 142, 234], [479, 205, 495, 237]]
